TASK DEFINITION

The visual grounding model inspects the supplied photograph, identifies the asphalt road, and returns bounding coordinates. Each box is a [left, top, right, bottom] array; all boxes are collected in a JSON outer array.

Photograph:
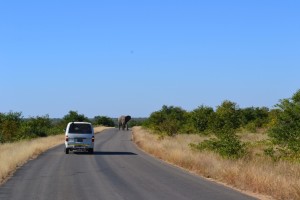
[[0, 128, 256, 200]]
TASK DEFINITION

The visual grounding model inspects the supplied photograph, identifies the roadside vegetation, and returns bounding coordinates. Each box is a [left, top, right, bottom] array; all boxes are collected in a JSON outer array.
[[93, 116, 115, 127], [0, 110, 116, 143], [138, 89, 300, 199]]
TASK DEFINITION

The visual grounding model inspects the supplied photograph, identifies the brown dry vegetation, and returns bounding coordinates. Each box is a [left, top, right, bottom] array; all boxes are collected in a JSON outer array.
[[132, 126, 300, 200], [0, 126, 110, 185]]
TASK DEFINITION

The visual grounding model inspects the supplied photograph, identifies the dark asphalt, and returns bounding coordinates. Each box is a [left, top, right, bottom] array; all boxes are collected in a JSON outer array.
[[0, 128, 256, 200]]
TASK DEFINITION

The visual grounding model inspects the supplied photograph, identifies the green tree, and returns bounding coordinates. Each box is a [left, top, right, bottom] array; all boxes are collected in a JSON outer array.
[[0, 112, 23, 143], [144, 105, 188, 136], [128, 118, 145, 127], [191, 132, 246, 159], [190, 105, 215, 133], [267, 108, 281, 128], [191, 101, 245, 159], [60, 111, 89, 128], [21, 115, 52, 138], [94, 116, 115, 127], [212, 100, 241, 134], [268, 89, 300, 158], [63, 111, 88, 122], [240, 107, 269, 132]]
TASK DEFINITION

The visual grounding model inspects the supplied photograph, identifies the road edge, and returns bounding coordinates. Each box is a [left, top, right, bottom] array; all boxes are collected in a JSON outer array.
[[131, 127, 273, 200]]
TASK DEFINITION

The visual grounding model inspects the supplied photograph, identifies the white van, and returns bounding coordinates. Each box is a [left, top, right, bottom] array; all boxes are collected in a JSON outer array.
[[65, 122, 94, 154]]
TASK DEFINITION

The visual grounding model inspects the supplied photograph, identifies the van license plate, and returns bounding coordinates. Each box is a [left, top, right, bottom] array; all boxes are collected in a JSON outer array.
[[76, 138, 83, 142]]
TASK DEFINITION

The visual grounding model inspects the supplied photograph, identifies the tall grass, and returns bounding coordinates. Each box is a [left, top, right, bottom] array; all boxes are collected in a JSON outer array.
[[133, 126, 300, 200], [0, 126, 110, 184]]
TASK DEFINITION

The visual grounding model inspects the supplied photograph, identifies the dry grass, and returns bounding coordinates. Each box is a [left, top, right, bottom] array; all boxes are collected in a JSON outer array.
[[0, 126, 110, 184], [133, 126, 300, 200]]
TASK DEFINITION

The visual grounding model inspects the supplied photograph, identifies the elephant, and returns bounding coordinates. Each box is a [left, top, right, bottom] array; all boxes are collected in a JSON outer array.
[[118, 115, 131, 130]]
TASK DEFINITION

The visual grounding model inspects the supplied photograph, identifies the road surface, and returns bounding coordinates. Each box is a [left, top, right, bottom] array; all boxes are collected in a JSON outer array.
[[0, 128, 256, 200]]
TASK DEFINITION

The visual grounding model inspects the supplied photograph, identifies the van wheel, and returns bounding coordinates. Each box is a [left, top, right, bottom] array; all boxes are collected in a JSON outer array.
[[89, 148, 94, 154], [65, 148, 69, 154]]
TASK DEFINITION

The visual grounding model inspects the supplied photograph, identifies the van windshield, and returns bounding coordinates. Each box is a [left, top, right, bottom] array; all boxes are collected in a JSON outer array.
[[68, 123, 92, 134]]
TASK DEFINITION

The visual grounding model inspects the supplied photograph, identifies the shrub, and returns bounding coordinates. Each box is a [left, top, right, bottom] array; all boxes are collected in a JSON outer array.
[[0, 112, 22, 143], [21, 115, 52, 138], [190, 105, 215, 133], [267, 108, 281, 128], [143, 105, 188, 136], [268, 89, 300, 160], [240, 107, 269, 129], [191, 101, 246, 159], [180, 112, 198, 134], [191, 133, 246, 159], [0, 110, 93, 144], [211, 100, 241, 134], [94, 116, 115, 127], [245, 121, 257, 133], [128, 118, 146, 127], [60, 110, 89, 128]]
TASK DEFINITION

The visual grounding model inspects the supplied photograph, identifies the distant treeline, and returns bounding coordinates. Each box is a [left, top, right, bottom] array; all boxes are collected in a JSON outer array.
[[143, 103, 273, 136], [143, 102, 273, 159], [0, 111, 146, 143], [143, 89, 300, 161]]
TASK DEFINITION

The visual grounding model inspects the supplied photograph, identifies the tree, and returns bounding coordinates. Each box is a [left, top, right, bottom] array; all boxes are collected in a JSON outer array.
[[212, 100, 241, 134], [0, 112, 23, 143], [267, 108, 281, 128], [190, 105, 215, 133], [128, 118, 145, 127], [192, 101, 245, 159], [94, 116, 115, 127], [268, 89, 300, 157], [61, 111, 89, 128], [240, 107, 270, 132], [144, 105, 188, 136], [22, 115, 52, 138]]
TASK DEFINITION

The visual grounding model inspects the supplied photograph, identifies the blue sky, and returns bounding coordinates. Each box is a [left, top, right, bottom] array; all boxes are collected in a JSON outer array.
[[1, 1, 299, 118]]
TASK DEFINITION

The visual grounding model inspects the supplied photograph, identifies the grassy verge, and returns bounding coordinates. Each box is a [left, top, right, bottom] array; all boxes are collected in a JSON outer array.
[[132, 126, 300, 200], [0, 126, 110, 185]]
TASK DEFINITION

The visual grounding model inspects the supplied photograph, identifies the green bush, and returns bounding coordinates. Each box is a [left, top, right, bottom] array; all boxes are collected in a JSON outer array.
[[240, 107, 269, 129], [267, 108, 281, 128], [0, 112, 22, 143], [21, 115, 52, 138], [190, 105, 215, 134], [190, 101, 246, 159], [143, 101, 274, 138], [143, 105, 188, 136], [268, 89, 300, 159], [60, 110, 90, 128], [211, 100, 241, 134], [245, 121, 257, 133], [180, 112, 198, 134], [93, 116, 115, 127], [0, 110, 88, 143], [128, 118, 146, 127], [190, 130, 246, 159]]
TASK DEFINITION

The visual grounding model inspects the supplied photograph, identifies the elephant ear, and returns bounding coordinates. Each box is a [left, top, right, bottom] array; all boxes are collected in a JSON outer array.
[[125, 116, 131, 123]]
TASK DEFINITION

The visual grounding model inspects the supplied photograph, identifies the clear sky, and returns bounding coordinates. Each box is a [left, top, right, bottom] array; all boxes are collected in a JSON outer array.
[[1, 1, 299, 118]]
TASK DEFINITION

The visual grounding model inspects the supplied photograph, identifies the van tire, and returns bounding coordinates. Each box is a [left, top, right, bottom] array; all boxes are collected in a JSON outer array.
[[89, 148, 94, 154], [65, 148, 69, 154]]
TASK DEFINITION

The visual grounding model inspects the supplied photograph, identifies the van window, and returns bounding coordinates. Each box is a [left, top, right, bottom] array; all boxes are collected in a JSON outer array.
[[68, 123, 92, 134]]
